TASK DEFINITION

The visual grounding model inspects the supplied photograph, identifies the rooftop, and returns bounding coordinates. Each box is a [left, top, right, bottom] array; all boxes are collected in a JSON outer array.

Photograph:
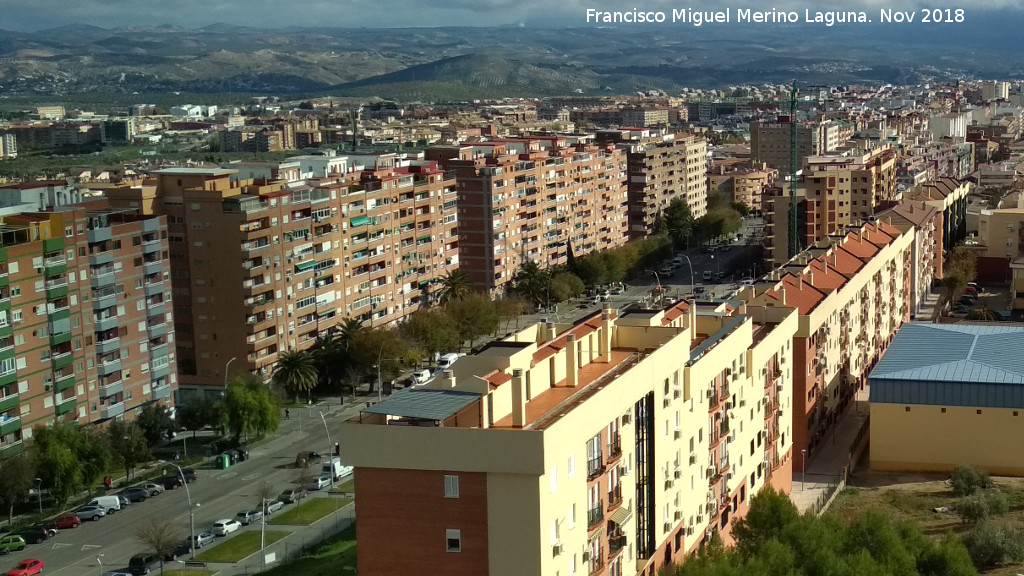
[[152, 167, 236, 176], [870, 323, 1024, 384], [360, 389, 481, 422]]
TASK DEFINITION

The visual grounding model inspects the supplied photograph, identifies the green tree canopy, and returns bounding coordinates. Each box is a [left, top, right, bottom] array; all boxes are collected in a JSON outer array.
[[135, 403, 177, 446], [273, 349, 319, 403], [221, 375, 281, 441], [32, 422, 110, 505], [0, 453, 35, 525], [401, 308, 462, 357], [107, 420, 151, 483], [445, 292, 500, 349], [176, 396, 220, 438]]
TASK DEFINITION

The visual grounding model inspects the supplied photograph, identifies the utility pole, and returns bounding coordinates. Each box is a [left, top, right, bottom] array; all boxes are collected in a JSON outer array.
[[788, 80, 800, 259]]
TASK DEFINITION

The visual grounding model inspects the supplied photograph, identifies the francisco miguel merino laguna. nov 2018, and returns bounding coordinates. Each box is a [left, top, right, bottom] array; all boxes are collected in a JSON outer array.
[[585, 7, 967, 26]]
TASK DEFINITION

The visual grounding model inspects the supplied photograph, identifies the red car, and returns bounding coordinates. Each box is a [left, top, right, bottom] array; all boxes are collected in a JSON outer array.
[[7, 559, 44, 576], [52, 514, 81, 529]]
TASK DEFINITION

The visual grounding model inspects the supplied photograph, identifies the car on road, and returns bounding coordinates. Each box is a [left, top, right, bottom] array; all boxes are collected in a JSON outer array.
[[141, 483, 164, 496], [0, 535, 25, 554], [194, 532, 215, 548], [6, 559, 43, 576], [263, 500, 285, 515], [120, 487, 150, 503], [160, 475, 184, 490], [411, 369, 432, 385], [163, 540, 193, 562], [278, 488, 307, 503], [127, 552, 161, 575], [17, 526, 51, 544], [73, 505, 106, 521], [694, 286, 706, 295], [211, 519, 241, 537], [702, 271, 712, 281], [307, 475, 332, 490], [52, 514, 81, 529], [236, 509, 264, 525]]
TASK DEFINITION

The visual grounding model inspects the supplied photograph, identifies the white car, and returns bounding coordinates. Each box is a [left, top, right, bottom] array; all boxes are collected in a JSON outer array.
[[211, 519, 242, 536], [307, 475, 332, 490], [142, 483, 164, 496]]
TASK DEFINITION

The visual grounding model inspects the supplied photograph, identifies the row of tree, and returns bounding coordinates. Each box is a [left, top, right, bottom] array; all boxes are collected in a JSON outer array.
[[659, 195, 746, 251]]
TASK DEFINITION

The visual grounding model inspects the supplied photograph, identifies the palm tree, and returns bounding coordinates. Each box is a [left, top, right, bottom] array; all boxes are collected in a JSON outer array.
[[438, 270, 472, 305], [313, 330, 355, 400], [965, 307, 1002, 322], [272, 350, 318, 403], [336, 317, 364, 350], [512, 261, 549, 308]]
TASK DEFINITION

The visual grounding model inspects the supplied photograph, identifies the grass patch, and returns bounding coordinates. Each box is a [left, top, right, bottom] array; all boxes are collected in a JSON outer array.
[[269, 497, 353, 526], [196, 531, 290, 563], [329, 478, 355, 494], [260, 524, 356, 576]]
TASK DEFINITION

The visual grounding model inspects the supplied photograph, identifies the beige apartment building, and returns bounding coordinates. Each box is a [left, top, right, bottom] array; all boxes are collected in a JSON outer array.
[[340, 299, 798, 576], [426, 135, 628, 293], [740, 220, 913, 460], [977, 207, 1024, 260], [707, 162, 777, 213], [0, 203, 176, 459], [875, 201, 943, 318], [597, 129, 709, 237], [105, 157, 458, 393], [750, 119, 839, 177]]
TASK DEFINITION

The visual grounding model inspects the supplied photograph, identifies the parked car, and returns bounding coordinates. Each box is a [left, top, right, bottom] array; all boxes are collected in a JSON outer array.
[[120, 487, 149, 503], [278, 488, 307, 503], [6, 559, 44, 576], [263, 500, 285, 515], [73, 505, 106, 521], [307, 475, 331, 490], [193, 532, 215, 548], [141, 483, 164, 496], [163, 540, 193, 562], [127, 552, 161, 575], [0, 535, 26, 554], [161, 475, 184, 490], [235, 510, 263, 526], [179, 469, 198, 483], [702, 271, 713, 281], [17, 527, 50, 545], [211, 520, 241, 537], [52, 514, 81, 529], [89, 495, 123, 515], [117, 496, 131, 508], [295, 451, 322, 468]]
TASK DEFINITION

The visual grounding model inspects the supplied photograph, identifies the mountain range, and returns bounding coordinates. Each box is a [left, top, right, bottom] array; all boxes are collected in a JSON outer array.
[[0, 21, 1022, 101]]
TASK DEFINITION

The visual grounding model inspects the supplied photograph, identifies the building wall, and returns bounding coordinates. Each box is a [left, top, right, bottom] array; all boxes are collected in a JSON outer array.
[[977, 208, 1024, 259], [871, 403, 1024, 475]]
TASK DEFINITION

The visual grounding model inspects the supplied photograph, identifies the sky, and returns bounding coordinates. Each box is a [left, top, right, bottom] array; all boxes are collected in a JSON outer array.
[[0, 0, 1021, 31]]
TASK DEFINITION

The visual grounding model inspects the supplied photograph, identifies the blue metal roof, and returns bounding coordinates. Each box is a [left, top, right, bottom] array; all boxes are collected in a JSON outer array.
[[869, 323, 1024, 409], [361, 389, 481, 421]]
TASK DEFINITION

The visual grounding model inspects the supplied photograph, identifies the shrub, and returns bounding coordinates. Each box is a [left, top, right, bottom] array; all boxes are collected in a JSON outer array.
[[961, 522, 1024, 570], [950, 465, 992, 497], [956, 489, 1009, 524]]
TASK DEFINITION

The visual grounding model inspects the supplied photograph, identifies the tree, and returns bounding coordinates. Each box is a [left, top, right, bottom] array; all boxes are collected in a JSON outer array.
[[663, 198, 695, 249], [136, 403, 177, 446], [0, 453, 35, 526], [731, 202, 752, 217], [438, 270, 472, 305], [108, 420, 152, 482], [446, 292, 500, 349], [549, 272, 585, 303], [136, 516, 183, 576], [961, 522, 1024, 570], [336, 317, 364, 349], [965, 307, 1001, 321], [495, 297, 530, 333], [950, 464, 992, 497], [401, 308, 461, 357], [176, 396, 218, 438], [32, 422, 110, 506], [273, 349, 319, 403], [730, 487, 800, 559], [511, 262, 550, 307], [221, 375, 281, 441]]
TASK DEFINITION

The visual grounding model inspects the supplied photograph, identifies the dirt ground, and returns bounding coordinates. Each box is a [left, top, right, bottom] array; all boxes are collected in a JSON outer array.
[[829, 468, 1024, 576]]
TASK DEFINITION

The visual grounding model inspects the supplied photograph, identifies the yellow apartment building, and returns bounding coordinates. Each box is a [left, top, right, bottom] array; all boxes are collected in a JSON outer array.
[[869, 323, 1024, 475], [339, 300, 798, 576]]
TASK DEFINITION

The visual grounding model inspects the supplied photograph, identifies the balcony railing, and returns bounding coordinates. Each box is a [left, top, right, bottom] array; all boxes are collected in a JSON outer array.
[[609, 535, 627, 554], [607, 436, 622, 461], [587, 502, 605, 529], [608, 485, 623, 508], [587, 457, 605, 480], [588, 552, 605, 576]]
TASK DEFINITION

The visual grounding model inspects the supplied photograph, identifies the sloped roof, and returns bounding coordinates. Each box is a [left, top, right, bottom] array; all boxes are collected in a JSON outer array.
[[361, 389, 481, 421]]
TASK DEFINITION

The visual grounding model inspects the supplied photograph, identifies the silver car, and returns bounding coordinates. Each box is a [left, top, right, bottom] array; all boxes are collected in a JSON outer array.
[[74, 505, 106, 521]]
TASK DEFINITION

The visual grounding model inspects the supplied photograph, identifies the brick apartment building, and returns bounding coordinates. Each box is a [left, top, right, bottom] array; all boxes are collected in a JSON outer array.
[[0, 203, 176, 459], [750, 118, 839, 177], [426, 135, 628, 293]]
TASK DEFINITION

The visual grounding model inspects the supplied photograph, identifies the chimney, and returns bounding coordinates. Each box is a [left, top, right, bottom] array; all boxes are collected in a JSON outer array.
[[546, 322, 557, 341], [779, 287, 787, 306], [798, 275, 803, 290], [442, 369, 456, 389], [511, 369, 527, 428], [538, 319, 549, 342], [808, 271, 814, 286], [688, 299, 697, 330], [599, 310, 612, 362], [565, 334, 579, 388], [480, 391, 490, 429]]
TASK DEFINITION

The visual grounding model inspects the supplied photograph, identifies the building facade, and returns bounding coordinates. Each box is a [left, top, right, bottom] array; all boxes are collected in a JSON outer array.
[[0, 204, 176, 459], [750, 119, 837, 177], [340, 300, 798, 576]]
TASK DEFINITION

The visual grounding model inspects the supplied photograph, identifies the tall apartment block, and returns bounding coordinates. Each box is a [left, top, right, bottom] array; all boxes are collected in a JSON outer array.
[[0, 134, 16, 159], [740, 220, 913, 460], [104, 159, 458, 393], [596, 129, 709, 237], [426, 135, 628, 293], [0, 203, 176, 459], [750, 118, 839, 176], [707, 162, 777, 214], [340, 300, 799, 576]]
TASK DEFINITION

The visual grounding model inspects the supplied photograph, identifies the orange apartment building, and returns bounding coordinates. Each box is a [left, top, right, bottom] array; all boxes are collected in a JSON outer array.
[[340, 299, 798, 576], [0, 203, 176, 459], [707, 162, 777, 214], [597, 129, 709, 237], [426, 135, 628, 293], [104, 159, 458, 393], [740, 220, 913, 461]]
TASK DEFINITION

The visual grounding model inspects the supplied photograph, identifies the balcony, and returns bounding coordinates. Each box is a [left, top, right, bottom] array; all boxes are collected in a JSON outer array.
[[143, 261, 163, 276], [607, 485, 623, 509], [153, 384, 172, 401], [99, 379, 123, 398], [44, 256, 67, 276], [49, 330, 72, 347], [587, 457, 605, 480], [98, 358, 122, 376], [51, 351, 74, 371], [89, 251, 114, 267], [0, 392, 18, 413], [96, 336, 120, 355], [95, 315, 119, 332], [87, 227, 112, 243], [53, 372, 75, 393], [46, 279, 69, 299], [0, 416, 19, 436], [55, 397, 77, 416], [142, 239, 161, 254], [609, 534, 627, 555], [92, 287, 118, 309], [147, 321, 168, 338], [0, 441, 24, 459], [147, 302, 166, 319], [91, 267, 116, 288], [587, 502, 605, 529], [151, 361, 171, 380], [144, 280, 164, 298], [100, 402, 124, 420], [607, 436, 622, 463]]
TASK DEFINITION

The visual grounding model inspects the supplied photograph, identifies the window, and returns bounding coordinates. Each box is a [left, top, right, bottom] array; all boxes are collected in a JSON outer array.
[[445, 529, 461, 553], [444, 475, 459, 498]]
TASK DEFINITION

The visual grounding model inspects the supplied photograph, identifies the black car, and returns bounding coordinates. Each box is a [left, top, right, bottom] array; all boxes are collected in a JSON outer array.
[[128, 552, 161, 575], [179, 469, 198, 483], [163, 539, 193, 561], [120, 487, 149, 502], [17, 526, 50, 544], [161, 475, 184, 490]]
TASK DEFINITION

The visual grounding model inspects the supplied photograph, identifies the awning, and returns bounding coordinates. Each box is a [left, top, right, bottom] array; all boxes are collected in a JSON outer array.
[[294, 260, 316, 272], [608, 506, 632, 526], [350, 216, 371, 227]]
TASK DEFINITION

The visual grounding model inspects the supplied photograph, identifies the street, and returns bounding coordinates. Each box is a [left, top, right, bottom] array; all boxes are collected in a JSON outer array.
[[3, 403, 358, 576]]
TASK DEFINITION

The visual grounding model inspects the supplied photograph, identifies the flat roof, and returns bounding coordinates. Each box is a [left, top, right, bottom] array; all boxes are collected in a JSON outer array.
[[152, 168, 236, 176], [360, 389, 481, 421]]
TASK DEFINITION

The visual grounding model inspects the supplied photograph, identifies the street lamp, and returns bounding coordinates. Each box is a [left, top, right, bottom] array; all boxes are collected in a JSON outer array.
[[162, 461, 196, 559], [96, 554, 104, 576], [223, 356, 238, 391], [34, 478, 42, 514], [801, 448, 807, 491], [318, 411, 335, 489], [678, 254, 695, 297], [643, 270, 662, 303]]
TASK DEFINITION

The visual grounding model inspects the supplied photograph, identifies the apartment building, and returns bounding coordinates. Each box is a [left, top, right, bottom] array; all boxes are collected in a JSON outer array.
[[620, 107, 670, 128], [426, 135, 628, 293], [977, 207, 1024, 260], [0, 134, 16, 159], [100, 118, 137, 144], [980, 81, 1010, 102], [750, 119, 838, 176], [740, 220, 913, 460], [707, 162, 777, 213], [874, 201, 942, 318], [0, 203, 176, 459], [869, 323, 1024, 475], [340, 300, 798, 576], [105, 159, 458, 393], [596, 129, 709, 237], [905, 177, 970, 253]]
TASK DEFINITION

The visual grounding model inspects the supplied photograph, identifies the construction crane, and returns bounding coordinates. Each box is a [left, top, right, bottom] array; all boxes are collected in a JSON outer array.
[[685, 81, 803, 258]]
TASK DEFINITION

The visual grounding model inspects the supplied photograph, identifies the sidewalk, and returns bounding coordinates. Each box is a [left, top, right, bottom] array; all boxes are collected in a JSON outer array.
[[789, 385, 871, 514]]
